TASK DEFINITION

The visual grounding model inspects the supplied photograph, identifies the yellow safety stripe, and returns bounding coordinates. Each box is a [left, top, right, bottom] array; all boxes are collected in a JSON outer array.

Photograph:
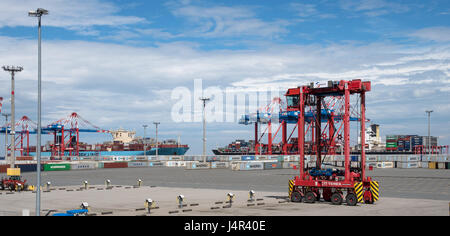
[[289, 180, 294, 198], [354, 182, 364, 203], [370, 181, 379, 202]]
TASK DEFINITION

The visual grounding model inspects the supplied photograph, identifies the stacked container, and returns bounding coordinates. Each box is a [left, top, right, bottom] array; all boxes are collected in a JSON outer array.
[[386, 135, 398, 151]]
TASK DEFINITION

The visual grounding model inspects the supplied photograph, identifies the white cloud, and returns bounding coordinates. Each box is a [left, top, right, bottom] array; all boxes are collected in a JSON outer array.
[[0, 35, 449, 153], [0, 0, 146, 29], [340, 0, 410, 16], [409, 27, 450, 42], [169, 4, 289, 38]]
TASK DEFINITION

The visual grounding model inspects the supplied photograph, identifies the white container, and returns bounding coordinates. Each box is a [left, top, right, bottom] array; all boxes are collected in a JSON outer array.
[[397, 162, 419, 169], [211, 162, 229, 169], [170, 156, 182, 161], [256, 156, 267, 160], [231, 161, 263, 171], [229, 156, 242, 161], [420, 161, 429, 168], [366, 162, 377, 168], [376, 162, 394, 169], [366, 156, 378, 162], [282, 162, 297, 169], [400, 156, 419, 162], [71, 162, 97, 170], [128, 162, 147, 168], [186, 162, 210, 170], [148, 161, 164, 167]]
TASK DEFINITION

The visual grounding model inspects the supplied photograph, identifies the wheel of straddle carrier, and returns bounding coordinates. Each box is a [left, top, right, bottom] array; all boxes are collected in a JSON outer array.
[[331, 193, 343, 205], [304, 191, 316, 204], [346, 193, 358, 206], [291, 191, 303, 203]]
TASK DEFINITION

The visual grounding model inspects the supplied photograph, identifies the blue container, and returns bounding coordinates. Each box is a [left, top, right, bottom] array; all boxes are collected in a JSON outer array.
[[351, 156, 359, 162], [0, 156, 4, 160], [411, 137, 423, 146], [241, 155, 256, 161], [15, 164, 38, 173]]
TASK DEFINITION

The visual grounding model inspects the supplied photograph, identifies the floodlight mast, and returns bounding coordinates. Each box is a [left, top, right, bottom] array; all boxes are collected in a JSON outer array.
[[29, 7, 48, 216], [2, 65, 23, 169]]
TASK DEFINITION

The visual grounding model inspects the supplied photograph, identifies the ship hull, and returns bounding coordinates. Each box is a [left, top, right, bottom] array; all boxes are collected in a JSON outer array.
[[212, 149, 418, 155], [30, 147, 189, 157]]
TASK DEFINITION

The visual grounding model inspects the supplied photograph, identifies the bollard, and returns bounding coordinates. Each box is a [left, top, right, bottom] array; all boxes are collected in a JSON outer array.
[[105, 179, 111, 188], [145, 199, 154, 214], [248, 190, 255, 202], [83, 181, 88, 190], [46, 181, 51, 191], [80, 202, 90, 212], [177, 195, 185, 209], [137, 179, 142, 187], [227, 193, 235, 207]]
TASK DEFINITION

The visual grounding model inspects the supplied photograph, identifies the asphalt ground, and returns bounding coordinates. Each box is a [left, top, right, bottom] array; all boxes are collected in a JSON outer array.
[[17, 167, 450, 201]]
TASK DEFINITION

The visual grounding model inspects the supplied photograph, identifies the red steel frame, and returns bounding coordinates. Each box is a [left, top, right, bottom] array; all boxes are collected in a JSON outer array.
[[289, 79, 374, 204]]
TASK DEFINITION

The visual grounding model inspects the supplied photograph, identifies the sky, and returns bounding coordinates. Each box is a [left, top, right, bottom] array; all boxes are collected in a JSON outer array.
[[0, 0, 449, 155]]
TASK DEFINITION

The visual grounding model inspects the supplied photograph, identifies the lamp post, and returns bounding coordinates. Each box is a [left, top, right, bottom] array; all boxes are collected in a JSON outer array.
[[425, 110, 433, 156], [153, 122, 160, 158], [29, 7, 48, 216], [2, 113, 10, 162], [143, 125, 148, 158], [199, 97, 210, 161], [2, 66, 23, 168]]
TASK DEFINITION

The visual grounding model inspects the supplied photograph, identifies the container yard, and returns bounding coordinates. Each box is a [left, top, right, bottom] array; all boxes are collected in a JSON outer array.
[[1, 78, 449, 217], [1, 1, 449, 225]]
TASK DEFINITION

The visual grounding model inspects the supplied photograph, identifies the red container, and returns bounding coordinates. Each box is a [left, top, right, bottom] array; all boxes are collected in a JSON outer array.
[[103, 162, 128, 168], [0, 164, 9, 173], [16, 156, 34, 161]]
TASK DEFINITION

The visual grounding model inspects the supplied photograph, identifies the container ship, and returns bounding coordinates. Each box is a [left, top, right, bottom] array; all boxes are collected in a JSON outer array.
[[28, 128, 189, 157]]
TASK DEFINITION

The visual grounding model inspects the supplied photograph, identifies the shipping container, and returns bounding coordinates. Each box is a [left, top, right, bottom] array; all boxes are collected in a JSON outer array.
[[43, 163, 71, 171], [0, 164, 9, 173], [128, 162, 147, 168], [376, 162, 394, 168], [428, 162, 437, 169], [15, 164, 38, 173], [282, 162, 297, 169], [186, 162, 210, 170], [400, 156, 419, 162], [103, 162, 128, 169], [241, 156, 256, 161], [211, 162, 229, 169], [170, 156, 182, 161], [231, 162, 264, 171], [16, 156, 34, 161], [437, 162, 446, 169], [228, 156, 242, 161], [148, 161, 164, 167], [263, 162, 283, 170], [386, 135, 398, 140], [71, 162, 97, 170], [420, 161, 428, 168], [397, 162, 419, 169], [386, 143, 398, 148]]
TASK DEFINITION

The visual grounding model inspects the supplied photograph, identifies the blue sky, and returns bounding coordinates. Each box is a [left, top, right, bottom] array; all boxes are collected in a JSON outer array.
[[0, 0, 449, 155]]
